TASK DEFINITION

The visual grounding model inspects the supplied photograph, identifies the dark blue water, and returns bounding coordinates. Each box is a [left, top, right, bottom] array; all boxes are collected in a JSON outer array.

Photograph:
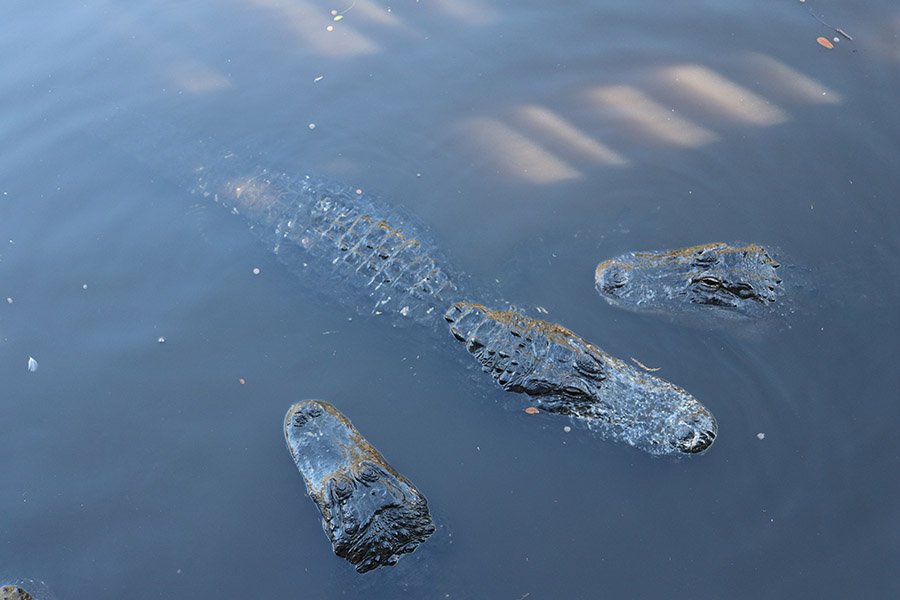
[[3, 1, 899, 597]]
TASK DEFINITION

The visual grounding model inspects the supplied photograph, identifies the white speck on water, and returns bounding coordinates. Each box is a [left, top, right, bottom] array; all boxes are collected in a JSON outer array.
[[314, 75, 324, 82], [252, 267, 260, 275], [308, 123, 316, 130], [355, 188, 363, 195], [158, 336, 166, 344], [757, 432, 765, 440], [6, 297, 12, 304], [563, 426, 571, 433], [400, 306, 410, 317], [82, 283, 88, 290], [27, 356, 38, 372]]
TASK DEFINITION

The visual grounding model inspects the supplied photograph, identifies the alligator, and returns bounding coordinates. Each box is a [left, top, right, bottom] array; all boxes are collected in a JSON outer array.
[[595, 242, 782, 318], [284, 400, 435, 573], [191, 162, 721, 448], [445, 303, 716, 454], [196, 168, 717, 455], [0, 586, 34, 600]]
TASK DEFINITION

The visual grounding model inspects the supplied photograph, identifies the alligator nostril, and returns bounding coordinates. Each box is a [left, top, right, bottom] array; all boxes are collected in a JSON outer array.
[[598, 263, 629, 294]]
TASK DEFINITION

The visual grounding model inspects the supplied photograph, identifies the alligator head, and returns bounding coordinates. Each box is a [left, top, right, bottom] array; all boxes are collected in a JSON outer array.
[[284, 400, 435, 573], [595, 243, 781, 315], [445, 302, 717, 456]]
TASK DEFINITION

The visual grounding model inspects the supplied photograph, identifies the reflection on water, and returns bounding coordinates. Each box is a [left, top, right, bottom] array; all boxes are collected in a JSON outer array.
[[2, 0, 900, 598]]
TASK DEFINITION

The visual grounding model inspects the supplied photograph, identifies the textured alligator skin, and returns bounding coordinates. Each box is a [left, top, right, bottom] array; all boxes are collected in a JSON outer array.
[[0, 586, 34, 600], [284, 401, 435, 573], [196, 165, 717, 456], [595, 242, 782, 317], [445, 302, 716, 455], [194, 168, 458, 325]]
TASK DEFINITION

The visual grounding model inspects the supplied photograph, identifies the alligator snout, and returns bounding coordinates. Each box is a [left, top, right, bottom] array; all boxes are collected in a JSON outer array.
[[594, 260, 630, 297], [672, 412, 718, 454]]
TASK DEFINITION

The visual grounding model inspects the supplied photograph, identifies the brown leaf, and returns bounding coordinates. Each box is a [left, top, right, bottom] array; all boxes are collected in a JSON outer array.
[[524, 406, 539, 415], [817, 37, 834, 49]]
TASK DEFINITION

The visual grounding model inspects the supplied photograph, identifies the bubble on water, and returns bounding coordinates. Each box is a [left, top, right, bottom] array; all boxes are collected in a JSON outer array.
[[757, 432, 765, 440]]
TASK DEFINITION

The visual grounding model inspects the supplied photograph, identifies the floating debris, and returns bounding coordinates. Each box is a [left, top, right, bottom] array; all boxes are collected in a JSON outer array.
[[239, 378, 246, 385], [333, 14, 344, 21], [314, 75, 324, 83], [524, 406, 539, 415], [158, 336, 166, 344], [805, 5, 853, 41], [82, 283, 88, 290], [5, 297, 11, 304], [757, 432, 766, 440], [630, 357, 661, 372], [26, 356, 38, 372], [326, 25, 334, 32], [308, 123, 317, 130], [535, 305, 549, 315], [817, 36, 834, 49], [252, 267, 261, 275], [563, 426, 571, 433]]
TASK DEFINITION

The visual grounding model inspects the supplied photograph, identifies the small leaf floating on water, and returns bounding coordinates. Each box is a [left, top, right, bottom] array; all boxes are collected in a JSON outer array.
[[333, 14, 343, 21], [524, 406, 539, 415], [817, 37, 834, 49], [27, 356, 38, 372]]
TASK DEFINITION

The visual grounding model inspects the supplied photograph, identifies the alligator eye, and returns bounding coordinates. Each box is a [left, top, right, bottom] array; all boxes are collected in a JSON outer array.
[[728, 283, 757, 299], [330, 477, 354, 500], [574, 352, 604, 377], [358, 465, 380, 483], [695, 276, 722, 288]]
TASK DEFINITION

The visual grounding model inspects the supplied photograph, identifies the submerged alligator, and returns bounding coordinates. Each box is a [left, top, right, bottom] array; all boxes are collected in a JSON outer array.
[[0, 586, 34, 600], [197, 169, 717, 456], [102, 133, 718, 571], [284, 401, 435, 573], [595, 242, 783, 318]]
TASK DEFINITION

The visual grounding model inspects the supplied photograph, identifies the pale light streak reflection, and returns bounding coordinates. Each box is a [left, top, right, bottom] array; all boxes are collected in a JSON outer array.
[[245, 0, 379, 57], [584, 85, 719, 148], [352, 0, 405, 28], [661, 64, 788, 126], [743, 53, 841, 104], [169, 63, 232, 94], [430, 0, 499, 25], [462, 117, 581, 184], [513, 105, 628, 167]]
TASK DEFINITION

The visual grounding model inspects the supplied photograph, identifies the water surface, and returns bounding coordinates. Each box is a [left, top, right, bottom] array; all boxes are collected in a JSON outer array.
[[2, 1, 899, 597]]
